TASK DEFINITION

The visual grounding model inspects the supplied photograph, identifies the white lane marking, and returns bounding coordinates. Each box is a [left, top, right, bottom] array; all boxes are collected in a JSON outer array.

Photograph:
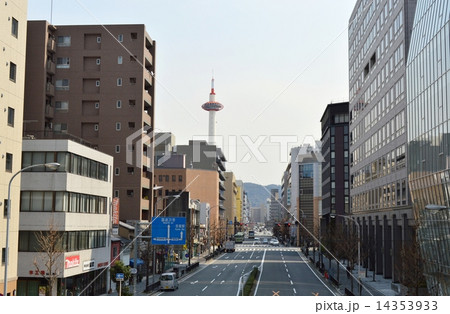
[[217, 273, 221, 276], [202, 286, 208, 292], [290, 280, 293, 285], [210, 279, 215, 283], [190, 280, 198, 285], [296, 251, 336, 296], [253, 249, 266, 296], [293, 288, 297, 294], [220, 280, 225, 284], [287, 274, 291, 278]]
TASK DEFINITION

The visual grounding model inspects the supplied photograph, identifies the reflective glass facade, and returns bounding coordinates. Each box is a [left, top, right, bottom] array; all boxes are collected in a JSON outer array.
[[407, 0, 450, 295]]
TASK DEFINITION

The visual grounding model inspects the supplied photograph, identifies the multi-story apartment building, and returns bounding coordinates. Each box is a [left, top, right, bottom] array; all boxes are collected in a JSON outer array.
[[0, 0, 28, 296], [18, 139, 113, 296], [269, 188, 282, 225], [296, 146, 322, 247], [23, 21, 156, 222], [320, 102, 350, 219], [235, 180, 244, 226], [174, 140, 227, 236], [406, 0, 450, 295], [223, 172, 237, 237], [348, 0, 417, 282]]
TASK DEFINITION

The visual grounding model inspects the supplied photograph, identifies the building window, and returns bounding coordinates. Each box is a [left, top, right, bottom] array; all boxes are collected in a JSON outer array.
[[127, 167, 134, 175], [56, 57, 70, 68], [131, 32, 137, 40], [114, 190, 119, 198], [127, 189, 134, 197], [172, 175, 176, 182], [54, 123, 67, 133], [118, 56, 123, 64], [129, 77, 136, 84], [55, 79, 70, 91], [116, 100, 122, 108], [115, 122, 121, 131], [118, 34, 123, 42], [94, 124, 99, 131], [9, 62, 16, 82], [115, 145, 120, 153], [95, 80, 100, 87], [117, 78, 122, 86], [11, 17, 18, 38], [115, 167, 120, 176], [178, 175, 183, 182], [3, 199, 7, 218], [7, 107, 14, 127], [56, 36, 71, 47], [5, 153, 13, 172], [128, 122, 135, 129], [55, 101, 69, 111], [129, 99, 136, 106]]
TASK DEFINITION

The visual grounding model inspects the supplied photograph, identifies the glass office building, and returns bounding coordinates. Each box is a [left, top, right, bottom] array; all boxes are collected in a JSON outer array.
[[407, 0, 450, 295]]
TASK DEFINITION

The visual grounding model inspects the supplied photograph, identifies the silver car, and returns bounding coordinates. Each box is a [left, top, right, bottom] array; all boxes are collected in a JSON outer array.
[[160, 272, 179, 291]]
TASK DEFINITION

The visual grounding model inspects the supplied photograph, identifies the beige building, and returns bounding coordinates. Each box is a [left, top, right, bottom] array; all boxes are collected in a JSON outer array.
[[0, 0, 28, 296], [223, 172, 237, 237], [23, 21, 156, 222]]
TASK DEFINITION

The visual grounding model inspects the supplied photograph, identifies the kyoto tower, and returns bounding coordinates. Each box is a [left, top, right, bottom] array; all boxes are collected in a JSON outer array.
[[201, 77, 224, 145]]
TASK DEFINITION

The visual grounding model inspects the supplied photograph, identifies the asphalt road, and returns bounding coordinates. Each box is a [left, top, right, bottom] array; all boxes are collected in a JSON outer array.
[[157, 238, 336, 296]]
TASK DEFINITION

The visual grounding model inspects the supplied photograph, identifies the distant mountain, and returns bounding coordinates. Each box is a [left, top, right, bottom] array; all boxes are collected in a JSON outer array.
[[244, 182, 280, 207]]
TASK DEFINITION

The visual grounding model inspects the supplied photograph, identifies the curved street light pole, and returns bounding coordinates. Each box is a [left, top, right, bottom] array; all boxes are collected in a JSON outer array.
[[3, 162, 59, 296]]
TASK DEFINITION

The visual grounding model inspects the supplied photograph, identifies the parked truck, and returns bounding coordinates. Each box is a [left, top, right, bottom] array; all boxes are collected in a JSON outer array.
[[224, 240, 235, 253]]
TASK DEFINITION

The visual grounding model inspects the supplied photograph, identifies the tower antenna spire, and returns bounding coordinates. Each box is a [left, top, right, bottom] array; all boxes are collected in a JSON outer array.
[[201, 75, 224, 146]]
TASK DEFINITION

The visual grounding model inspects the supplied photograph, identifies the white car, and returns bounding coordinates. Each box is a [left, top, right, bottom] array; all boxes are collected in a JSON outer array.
[[270, 239, 280, 246], [160, 272, 179, 291]]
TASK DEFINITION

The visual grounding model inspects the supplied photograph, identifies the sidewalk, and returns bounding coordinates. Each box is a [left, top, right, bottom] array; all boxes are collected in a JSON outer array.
[[302, 247, 399, 296]]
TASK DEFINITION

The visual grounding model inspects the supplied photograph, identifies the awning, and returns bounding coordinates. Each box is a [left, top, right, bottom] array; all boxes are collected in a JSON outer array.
[[129, 258, 145, 267]]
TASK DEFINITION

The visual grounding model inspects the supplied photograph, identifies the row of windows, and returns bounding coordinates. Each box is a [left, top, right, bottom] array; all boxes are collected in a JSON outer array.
[[157, 174, 184, 183], [54, 99, 138, 111], [56, 32, 139, 48], [19, 230, 107, 252], [20, 191, 107, 214], [53, 55, 139, 69], [352, 75, 405, 146], [22, 151, 109, 182], [352, 143, 406, 189], [349, 0, 400, 84], [352, 178, 408, 212], [351, 110, 406, 166]]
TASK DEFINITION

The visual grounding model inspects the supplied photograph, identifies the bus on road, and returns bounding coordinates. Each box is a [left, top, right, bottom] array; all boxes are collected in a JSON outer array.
[[248, 230, 255, 239], [234, 232, 244, 243]]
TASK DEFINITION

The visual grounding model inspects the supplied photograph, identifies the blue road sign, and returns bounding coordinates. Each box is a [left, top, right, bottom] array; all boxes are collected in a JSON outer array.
[[116, 273, 124, 281], [151, 217, 186, 245]]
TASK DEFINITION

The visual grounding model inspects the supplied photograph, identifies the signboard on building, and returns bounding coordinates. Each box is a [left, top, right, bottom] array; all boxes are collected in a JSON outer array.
[[112, 197, 120, 235], [65, 255, 80, 269], [151, 217, 186, 245]]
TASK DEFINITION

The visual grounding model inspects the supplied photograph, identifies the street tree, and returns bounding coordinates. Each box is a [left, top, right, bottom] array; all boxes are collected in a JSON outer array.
[[33, 221, 64, 296]]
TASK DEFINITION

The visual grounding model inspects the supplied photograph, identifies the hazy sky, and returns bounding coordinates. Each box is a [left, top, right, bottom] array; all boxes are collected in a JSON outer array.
[[28, 0, 356, 186]]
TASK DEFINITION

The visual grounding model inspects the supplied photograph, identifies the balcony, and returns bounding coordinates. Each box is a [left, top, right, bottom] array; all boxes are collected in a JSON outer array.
[[46, 82, 55, 96], [47, 38, 56, 52], [46, 60, 56, 74], [45, 104, 54, 119]]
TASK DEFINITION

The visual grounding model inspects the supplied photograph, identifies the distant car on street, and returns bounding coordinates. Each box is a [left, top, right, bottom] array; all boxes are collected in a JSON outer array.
[[262, 238, 269, 245], [270, 238, 280, 246]]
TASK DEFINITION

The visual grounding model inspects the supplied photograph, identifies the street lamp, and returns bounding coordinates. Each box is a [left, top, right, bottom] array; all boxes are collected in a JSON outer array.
[[3, 162, 60, 296], [330, 213, 361, 296]]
